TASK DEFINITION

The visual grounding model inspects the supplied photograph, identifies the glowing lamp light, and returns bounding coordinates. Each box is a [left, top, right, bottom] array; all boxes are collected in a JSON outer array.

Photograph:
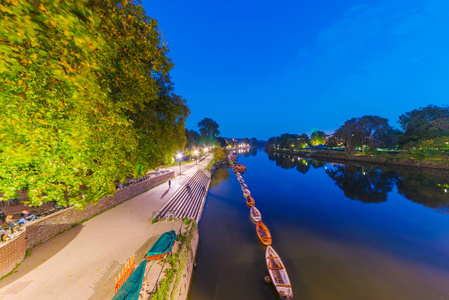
[[177, 153, 182, 159], [194, 150, 199, 155]]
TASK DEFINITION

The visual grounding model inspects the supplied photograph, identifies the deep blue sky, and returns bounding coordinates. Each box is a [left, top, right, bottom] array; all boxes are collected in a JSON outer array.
[[141, 0, 449, 140]]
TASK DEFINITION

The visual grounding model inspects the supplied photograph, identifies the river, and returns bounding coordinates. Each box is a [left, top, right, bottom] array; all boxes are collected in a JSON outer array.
[[188, 148, 449, 300]]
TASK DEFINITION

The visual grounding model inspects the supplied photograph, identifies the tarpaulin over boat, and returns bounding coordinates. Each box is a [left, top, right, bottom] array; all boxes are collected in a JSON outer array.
[[112, 260, 147, 300], [146, 230, 177, 259]]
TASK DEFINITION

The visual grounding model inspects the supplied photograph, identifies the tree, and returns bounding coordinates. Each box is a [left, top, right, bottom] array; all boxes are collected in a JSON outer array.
[[185, 129, 201, 149], [0, 0, 188, 207], [333, 115, 393, 153], [216, 137, 227, 148], [398, 105, 449, 149], [278, 133, 298, 149], [310, 130, 326, 146], [250, 137, 258, 147], [91, 0, 189, 168], [296, 134, 310, 148], [198, 118, 220, 146]]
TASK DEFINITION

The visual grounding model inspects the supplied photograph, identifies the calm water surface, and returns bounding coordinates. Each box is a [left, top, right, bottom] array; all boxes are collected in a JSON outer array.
[[189, 148, 449, 300]]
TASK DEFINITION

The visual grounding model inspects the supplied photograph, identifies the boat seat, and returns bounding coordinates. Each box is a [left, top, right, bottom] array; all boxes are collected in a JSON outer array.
[[258, 230, 268, 238], [269, 259, 282, 270]]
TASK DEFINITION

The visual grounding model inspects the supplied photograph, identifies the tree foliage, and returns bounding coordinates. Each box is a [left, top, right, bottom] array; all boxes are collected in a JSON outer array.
[[198, 117, 220, 145], [398, 105, 449, 149], [185, 129, 201, 149], [0, 0, 188, 207], [310, 130, 326, 146], [296, 134, 310, 148], [333, 115, 395, 153]]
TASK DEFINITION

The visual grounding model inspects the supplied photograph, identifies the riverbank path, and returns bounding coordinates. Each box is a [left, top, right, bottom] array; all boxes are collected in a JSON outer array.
[[0, 155, 213, 300]]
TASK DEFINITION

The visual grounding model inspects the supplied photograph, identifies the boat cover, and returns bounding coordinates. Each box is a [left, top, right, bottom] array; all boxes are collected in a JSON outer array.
[[147, 230, 177, 258], [112, 259, 147, 300]]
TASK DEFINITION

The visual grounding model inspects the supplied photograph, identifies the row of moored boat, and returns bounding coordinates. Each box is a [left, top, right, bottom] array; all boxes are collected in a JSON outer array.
[[229, 155, 293, 300]]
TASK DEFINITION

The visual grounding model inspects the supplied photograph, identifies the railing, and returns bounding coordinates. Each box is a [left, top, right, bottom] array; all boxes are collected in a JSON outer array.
[[114, 255, 136, 293], [116, 170, 173, 190], [152, 210, 179, 221]]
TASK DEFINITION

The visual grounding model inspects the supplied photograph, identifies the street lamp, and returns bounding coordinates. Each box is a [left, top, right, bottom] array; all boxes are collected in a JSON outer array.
[[177, 153, 182, 174], [194, 150, 199, 164]]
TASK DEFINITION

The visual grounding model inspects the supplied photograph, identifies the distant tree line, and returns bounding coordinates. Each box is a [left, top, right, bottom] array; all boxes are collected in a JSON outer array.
[[266, 105, 449, 155], [184, 118, 261, 157]]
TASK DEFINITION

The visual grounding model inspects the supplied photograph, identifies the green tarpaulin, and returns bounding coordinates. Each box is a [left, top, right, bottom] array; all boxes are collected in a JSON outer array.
[[146, 230, 177, 259], [112, 259, 146, 300]]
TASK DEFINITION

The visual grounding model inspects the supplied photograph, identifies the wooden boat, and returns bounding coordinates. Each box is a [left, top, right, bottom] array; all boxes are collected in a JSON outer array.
[[250, 206, 261, 222], [146, 230, 177, 260], [266, 246, 293, 299], [256, 221, 272, 245], [112, 259, 147, 300], [246, 196, 255, 207]]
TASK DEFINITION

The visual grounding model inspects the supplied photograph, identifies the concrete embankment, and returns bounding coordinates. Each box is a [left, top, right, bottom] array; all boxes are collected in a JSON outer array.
[[276, 149, 449, 170], [152, 165, 218, 300], [167, 162, 228, 300]]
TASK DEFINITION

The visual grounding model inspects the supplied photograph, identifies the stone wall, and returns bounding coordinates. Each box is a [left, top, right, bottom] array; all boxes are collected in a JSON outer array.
[[276, 149, 449, 170], [0, 229, 27, 278], [25, 171, 174, 248], [172, 228, 199, 300], [0, 171, 173, 277]]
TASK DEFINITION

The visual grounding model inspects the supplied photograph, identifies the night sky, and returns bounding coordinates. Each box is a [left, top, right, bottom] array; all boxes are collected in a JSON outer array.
[[141, 0, 449, 140]]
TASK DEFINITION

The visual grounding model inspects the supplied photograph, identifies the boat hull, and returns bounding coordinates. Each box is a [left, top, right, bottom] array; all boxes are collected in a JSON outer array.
[[246, 196, 255, 207], [256, 221, 272, 245], [266, 246, 293, 299], [146, 230, 177, 261], [250, 206, 261, 222]]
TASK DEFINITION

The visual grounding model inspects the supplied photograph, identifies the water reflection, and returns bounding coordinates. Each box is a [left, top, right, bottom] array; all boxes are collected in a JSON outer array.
[[267, 150, 449, 211], [396, 168, 449, 213], [325, 165, 396, 203], [191, 149, 449, 300], [210, 167, 230, 189]]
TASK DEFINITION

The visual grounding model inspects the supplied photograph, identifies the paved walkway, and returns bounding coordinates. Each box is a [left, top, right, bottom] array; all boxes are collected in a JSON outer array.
[[0, 156, 212, 300]]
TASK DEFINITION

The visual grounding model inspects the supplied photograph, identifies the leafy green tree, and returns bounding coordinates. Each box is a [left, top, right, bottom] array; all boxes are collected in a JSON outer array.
[[310, 130, 326, 146], [198, 118, 220, 146], [0, 0, 188, 207], [398, 105, 449, 149], [91, 0, 189, 168]]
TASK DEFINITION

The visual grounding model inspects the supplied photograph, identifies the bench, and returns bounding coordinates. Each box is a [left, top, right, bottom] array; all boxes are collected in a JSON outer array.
[[5, 215, 21, 233]]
